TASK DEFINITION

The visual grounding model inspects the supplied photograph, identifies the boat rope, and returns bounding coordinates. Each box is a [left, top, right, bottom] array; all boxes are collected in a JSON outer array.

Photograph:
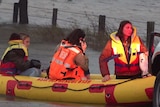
[[11, 75, 139, 92]]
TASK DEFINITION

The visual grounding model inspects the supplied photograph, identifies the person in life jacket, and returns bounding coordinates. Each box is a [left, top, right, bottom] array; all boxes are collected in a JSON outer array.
[[20, 33, 30, 48], [49, 29, 90, 80], [99, 20, 151, 82], [19, 33, 31, 61], [0, 33, 41, 76]]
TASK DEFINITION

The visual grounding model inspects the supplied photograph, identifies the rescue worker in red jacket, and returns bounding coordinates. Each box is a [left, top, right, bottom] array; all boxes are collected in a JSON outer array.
[[49, 29, 90, 80], [99, 20, 151, 82]]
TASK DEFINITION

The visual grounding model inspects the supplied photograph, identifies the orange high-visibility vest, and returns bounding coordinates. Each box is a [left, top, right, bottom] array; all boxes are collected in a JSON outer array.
[[49, 40, 85, 80]]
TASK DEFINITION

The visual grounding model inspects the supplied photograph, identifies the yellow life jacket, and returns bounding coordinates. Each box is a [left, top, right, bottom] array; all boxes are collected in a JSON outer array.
[[1, 40, 28, 60], [111, 32, 140, 64], [110, 28, 141, 76], [0, 40, 28, 75]]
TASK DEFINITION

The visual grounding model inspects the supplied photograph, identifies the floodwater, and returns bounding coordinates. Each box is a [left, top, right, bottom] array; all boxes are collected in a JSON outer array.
[[0, 95, 106, 107], [0, 0, 158, 106], [0, 95, 152, 107]]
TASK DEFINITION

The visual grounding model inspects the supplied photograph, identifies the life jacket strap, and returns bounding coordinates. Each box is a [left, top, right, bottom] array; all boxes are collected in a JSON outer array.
[[104, 52, 143, 62], [104, 54, 121, 62], [115, 63, 139, 67]]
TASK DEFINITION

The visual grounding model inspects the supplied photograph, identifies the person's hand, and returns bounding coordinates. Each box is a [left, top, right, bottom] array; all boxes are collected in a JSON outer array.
[[80, 41, 87, 53], [102, 75, 110, 82], [86, 74, 90, 79], [144, 51, 149, 56], [31, 59, 41, 69], [81, 76, 87, 80], [142, 73, 152, 78]]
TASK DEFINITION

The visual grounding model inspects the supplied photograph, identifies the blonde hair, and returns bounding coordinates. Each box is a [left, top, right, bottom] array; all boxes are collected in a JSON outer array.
[[19, 33, 30, 41]]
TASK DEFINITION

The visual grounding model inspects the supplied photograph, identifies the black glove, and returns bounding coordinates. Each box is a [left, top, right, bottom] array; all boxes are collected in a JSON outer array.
[[30, 59, 41, 69]]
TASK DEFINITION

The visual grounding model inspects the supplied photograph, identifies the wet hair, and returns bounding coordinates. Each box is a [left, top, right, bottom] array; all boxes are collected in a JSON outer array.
[[19, 33, 30, 41], [116, 20, 133, 41], [65, 29, 85, 46]]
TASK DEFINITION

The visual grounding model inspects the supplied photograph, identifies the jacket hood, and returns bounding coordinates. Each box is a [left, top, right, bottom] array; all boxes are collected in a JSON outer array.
[[8, 40, 23, 45], [110, 26, 138, 44]]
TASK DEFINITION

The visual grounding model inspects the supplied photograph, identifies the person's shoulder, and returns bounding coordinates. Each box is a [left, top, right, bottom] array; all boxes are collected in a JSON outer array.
[[6, 49, 25, 58], [137, 36, 144, 43], [108, 39, 112, 43], [74, 52, 86, 62], [105, 39, 112, 46], [19, 43, 28, 55], [76, 52, 85, 58]]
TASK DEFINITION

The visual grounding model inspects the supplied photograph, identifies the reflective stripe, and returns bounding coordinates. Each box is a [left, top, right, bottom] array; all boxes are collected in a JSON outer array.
[[68, 47, 80, 54], [55, 59, 63, 65], [64, 63, 70, 68], [136, 44, 140, 52], [52, 58, 71, 68]]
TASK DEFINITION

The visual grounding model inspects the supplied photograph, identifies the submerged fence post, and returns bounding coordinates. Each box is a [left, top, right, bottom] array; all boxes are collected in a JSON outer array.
[[96, 15, 106, 50], [146, 21, 155, 74], [98, 15, 106, 35], [52, 8, 58, 27], [13, 3, 19, 23], [146, 21, 155, 49], [19, 0, 28, 24]]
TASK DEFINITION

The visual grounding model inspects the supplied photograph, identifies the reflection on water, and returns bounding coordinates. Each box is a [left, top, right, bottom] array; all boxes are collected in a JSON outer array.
[[0, 95, 105, 107], [0, 95, 152, 107]]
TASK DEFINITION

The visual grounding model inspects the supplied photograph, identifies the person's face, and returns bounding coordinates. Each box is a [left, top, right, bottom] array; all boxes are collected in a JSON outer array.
[[123, 23, 133, 37], [23, 37, 30, 48]]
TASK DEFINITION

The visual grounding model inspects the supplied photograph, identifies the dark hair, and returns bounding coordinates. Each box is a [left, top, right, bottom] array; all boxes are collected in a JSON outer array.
[[9, 33, 21, 41], [116, 20, 133, 40], [65, 29, 85, 46]]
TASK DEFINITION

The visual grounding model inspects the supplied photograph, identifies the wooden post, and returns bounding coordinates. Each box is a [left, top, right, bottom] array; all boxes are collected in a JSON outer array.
[[96, 15, 106, 49], [13, 3, 19, 23], [19, 0, 28, 24], [98, 15, 106, 35], [146, 21, 155, 73], [146, 21, 155, 49], [52, 8, 58, 27]]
